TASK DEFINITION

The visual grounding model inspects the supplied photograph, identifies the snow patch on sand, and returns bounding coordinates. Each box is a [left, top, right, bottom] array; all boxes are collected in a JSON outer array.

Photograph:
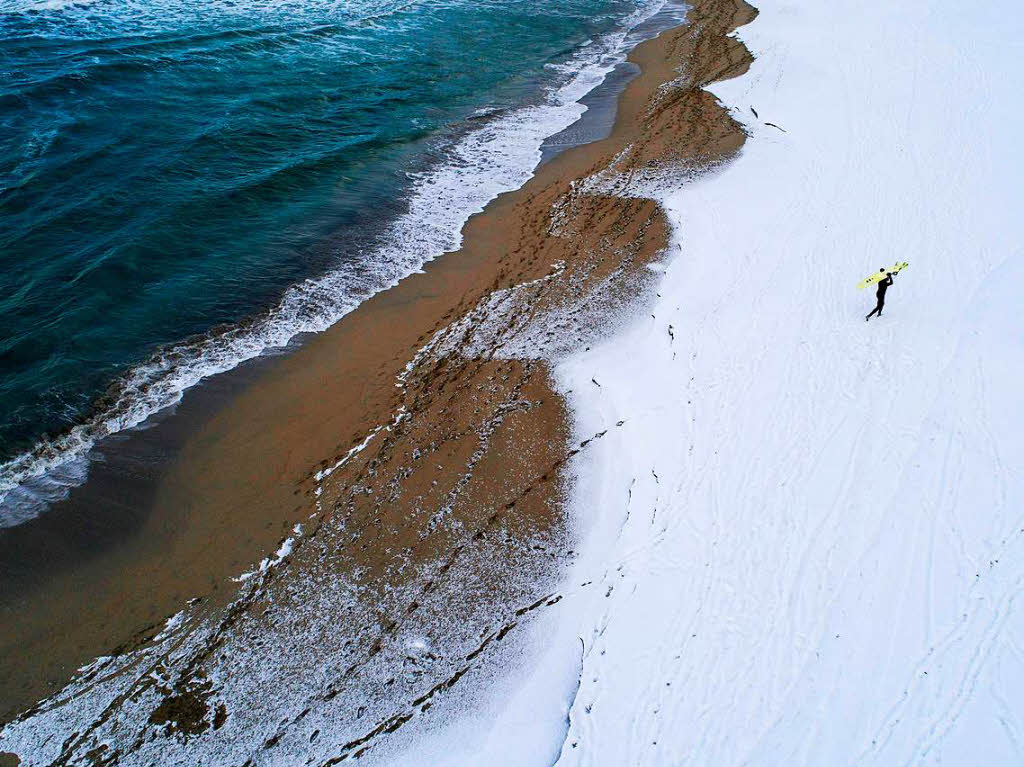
[[233, 524, 302, 583]]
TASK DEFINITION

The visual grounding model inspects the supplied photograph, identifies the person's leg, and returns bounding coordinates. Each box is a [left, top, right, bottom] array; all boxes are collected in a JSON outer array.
[[866, 299, 882, 320], [876, 296, 885, 316]]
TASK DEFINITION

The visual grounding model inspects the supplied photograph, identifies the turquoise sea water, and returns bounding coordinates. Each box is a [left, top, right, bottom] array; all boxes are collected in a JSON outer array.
[[0, 0, 673, 522]]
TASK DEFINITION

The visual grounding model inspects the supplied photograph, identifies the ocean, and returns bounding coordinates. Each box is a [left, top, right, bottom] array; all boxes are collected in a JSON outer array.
[[0, 0, 681, 524]]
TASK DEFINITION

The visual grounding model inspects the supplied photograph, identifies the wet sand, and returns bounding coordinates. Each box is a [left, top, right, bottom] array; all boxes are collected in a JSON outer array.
[[1, 0, 756, 761]]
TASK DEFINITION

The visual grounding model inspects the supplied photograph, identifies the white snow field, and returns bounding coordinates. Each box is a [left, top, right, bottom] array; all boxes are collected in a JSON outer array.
[[412, 0, 1024, 764]]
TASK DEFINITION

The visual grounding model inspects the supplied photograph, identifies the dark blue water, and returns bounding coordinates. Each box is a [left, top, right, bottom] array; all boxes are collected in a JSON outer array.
[[0, 0, 670, 519]]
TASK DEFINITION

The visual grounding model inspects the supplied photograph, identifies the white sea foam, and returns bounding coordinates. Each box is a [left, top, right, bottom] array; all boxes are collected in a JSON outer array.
[[0, 0, 683, 527]]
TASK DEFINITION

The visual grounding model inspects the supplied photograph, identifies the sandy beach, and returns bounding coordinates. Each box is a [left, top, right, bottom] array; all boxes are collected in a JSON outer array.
[[1, 0, 755, 762]]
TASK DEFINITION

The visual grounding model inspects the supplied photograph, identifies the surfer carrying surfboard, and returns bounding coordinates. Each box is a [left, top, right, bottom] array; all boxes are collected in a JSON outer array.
[[865, 268, 894, 321]]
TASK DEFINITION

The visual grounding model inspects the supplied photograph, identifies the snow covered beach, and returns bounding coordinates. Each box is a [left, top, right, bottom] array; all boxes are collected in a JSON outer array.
[[3, 0, 1022, 762], [497, 0, 1024, 763]]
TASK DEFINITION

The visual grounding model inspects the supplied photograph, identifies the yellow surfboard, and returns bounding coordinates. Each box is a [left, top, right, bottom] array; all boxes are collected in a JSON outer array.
[[858, 261, 909, 289]]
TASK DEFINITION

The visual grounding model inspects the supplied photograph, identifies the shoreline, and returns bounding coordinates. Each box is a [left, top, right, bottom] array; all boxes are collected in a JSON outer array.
[[1, 0, 756, 761], [0, 0, 687, 526]]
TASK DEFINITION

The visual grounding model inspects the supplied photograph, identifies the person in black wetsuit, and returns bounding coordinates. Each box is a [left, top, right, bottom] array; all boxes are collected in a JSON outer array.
[[865, 268, 894, 321]]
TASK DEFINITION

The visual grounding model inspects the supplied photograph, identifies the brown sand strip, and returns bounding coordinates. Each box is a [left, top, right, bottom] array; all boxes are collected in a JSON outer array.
[[1, 0, 756, 762]]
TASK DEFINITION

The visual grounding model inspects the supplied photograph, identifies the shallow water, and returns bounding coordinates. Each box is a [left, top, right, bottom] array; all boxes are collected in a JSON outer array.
[[0, 0, 673, 523]]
